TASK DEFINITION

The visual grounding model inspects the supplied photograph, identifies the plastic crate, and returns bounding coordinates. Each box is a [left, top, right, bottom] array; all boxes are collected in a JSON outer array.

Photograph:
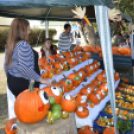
[[93, 112, 113, 133]]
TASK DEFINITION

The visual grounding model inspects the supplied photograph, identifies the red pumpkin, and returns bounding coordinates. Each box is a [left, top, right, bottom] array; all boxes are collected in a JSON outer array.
[[76, 107, 89, 118], [76, 93, 88, 107], [78, 126, 99, 134], [68, 73, 81, 87], [5, 118, 17, 134], [61, 95, 77, 112], [54, 63, 63, 75], [43, 86, 62, 104], [15, 80, 50, 123], [88, 91, 101, 105]]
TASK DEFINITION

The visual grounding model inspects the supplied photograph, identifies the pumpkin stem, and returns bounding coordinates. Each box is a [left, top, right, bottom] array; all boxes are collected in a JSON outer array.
[[29, 79, 35, 91], [73, 70, 76, 74], [82, 84, 86, 88]]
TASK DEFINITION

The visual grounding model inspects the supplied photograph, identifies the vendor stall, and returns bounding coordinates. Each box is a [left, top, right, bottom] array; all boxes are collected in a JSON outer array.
[[1, 0, 132, 134]]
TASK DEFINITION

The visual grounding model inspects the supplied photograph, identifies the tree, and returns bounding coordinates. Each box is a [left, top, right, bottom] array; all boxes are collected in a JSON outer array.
[[113, 0, 134, 23]]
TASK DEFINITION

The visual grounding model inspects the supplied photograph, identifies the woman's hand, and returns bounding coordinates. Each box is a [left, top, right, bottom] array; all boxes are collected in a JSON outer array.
[[39, 78, 51, 87]]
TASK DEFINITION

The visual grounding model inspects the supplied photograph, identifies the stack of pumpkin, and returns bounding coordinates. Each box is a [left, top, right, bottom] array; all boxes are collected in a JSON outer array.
[[112, 46, 132, 56], [50, 60, 101, 94], [79, 70, 120, 108], [38, 50, 92, 79]]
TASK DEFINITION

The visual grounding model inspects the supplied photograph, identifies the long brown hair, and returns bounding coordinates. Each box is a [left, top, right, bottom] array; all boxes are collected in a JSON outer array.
[[6, 18, 29, 66]]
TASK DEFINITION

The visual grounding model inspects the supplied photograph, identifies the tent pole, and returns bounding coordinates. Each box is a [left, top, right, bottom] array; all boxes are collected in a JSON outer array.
[[95, 6, 117, 134], [45, 20, 49, 38]]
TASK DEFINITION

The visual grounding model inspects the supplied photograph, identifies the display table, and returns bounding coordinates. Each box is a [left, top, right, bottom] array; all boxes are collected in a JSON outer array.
[[39, 59, 120, 128], [17, 113, 77, 134]]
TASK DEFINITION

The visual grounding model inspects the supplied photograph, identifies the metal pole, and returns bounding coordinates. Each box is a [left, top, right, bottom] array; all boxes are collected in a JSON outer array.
[[45, 20, 49, 38]]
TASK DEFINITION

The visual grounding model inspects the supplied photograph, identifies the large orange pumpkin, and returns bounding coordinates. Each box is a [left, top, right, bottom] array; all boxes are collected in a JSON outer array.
[[112, 46, 119, 55], [76, 107, 89, 118], [60, 95, 77, 112], [76, 93, 88, 107], [78, 126, 99, 134], [119, 48, 128, 55], [68, 73, 81, 87], [5, 118, 17, 134], [43, 86, 62, 104], [14, 80, 50, 123]]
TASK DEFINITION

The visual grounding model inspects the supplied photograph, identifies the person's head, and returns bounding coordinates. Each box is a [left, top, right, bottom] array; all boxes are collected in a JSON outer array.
[[64, 24, 71, 34], [6, 18, 30, 66], [44, 38, 51, 50]]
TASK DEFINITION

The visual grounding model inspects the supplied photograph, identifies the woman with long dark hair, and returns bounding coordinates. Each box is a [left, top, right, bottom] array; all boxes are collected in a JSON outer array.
[[4, 18, 51, 97]]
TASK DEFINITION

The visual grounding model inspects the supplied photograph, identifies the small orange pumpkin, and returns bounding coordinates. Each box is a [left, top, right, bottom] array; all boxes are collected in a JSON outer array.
[[68, 73, 81, 87], [103, 127, 118, 134], [14, 80, 50, 123], [62, 51, 72, 59], [60, 95, 77, 112], [96, 46, 102, 52], [58, 76, 74, 92], [114, 72, 120, 81], [82, 46, 91, 52], [67, 58, 77, 68], [43, 86, 62, 104], [38, 58, 47, 68], [98, 82, 108, 93], [44, 64, 55, 78], [88, 91, 101, 105], [84, 52, 92, 59], [73, 46, 83, 52], [5, 118, 17, 134], [91, 78, 101, 87], [54, 63, 63, 75], [76, 93, 88, 107], [40, 69, 49, 78], [76, 107, 89, 118], [99, 52, 103, 58], [76, 68, 88, 82], [95, 89, 106, 100], [84, 65, 95, 76], [78, 126, 99, 134], [93, 61, 100, 71], [56, 53, 65, 62], [47, 55, 58, 63]]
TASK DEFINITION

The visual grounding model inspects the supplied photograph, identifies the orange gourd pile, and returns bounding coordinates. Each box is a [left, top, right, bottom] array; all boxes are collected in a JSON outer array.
[[39, 51, 92, 79], [112, 47, 131, 56]]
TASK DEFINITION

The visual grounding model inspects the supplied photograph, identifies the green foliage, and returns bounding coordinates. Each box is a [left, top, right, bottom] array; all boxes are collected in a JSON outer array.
[[114, 0, 134, 23], [0, 26, 57, 50]]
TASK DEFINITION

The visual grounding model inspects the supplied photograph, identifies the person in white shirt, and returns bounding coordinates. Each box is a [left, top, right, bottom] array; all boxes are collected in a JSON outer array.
[[58, 23, 74, 53]]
